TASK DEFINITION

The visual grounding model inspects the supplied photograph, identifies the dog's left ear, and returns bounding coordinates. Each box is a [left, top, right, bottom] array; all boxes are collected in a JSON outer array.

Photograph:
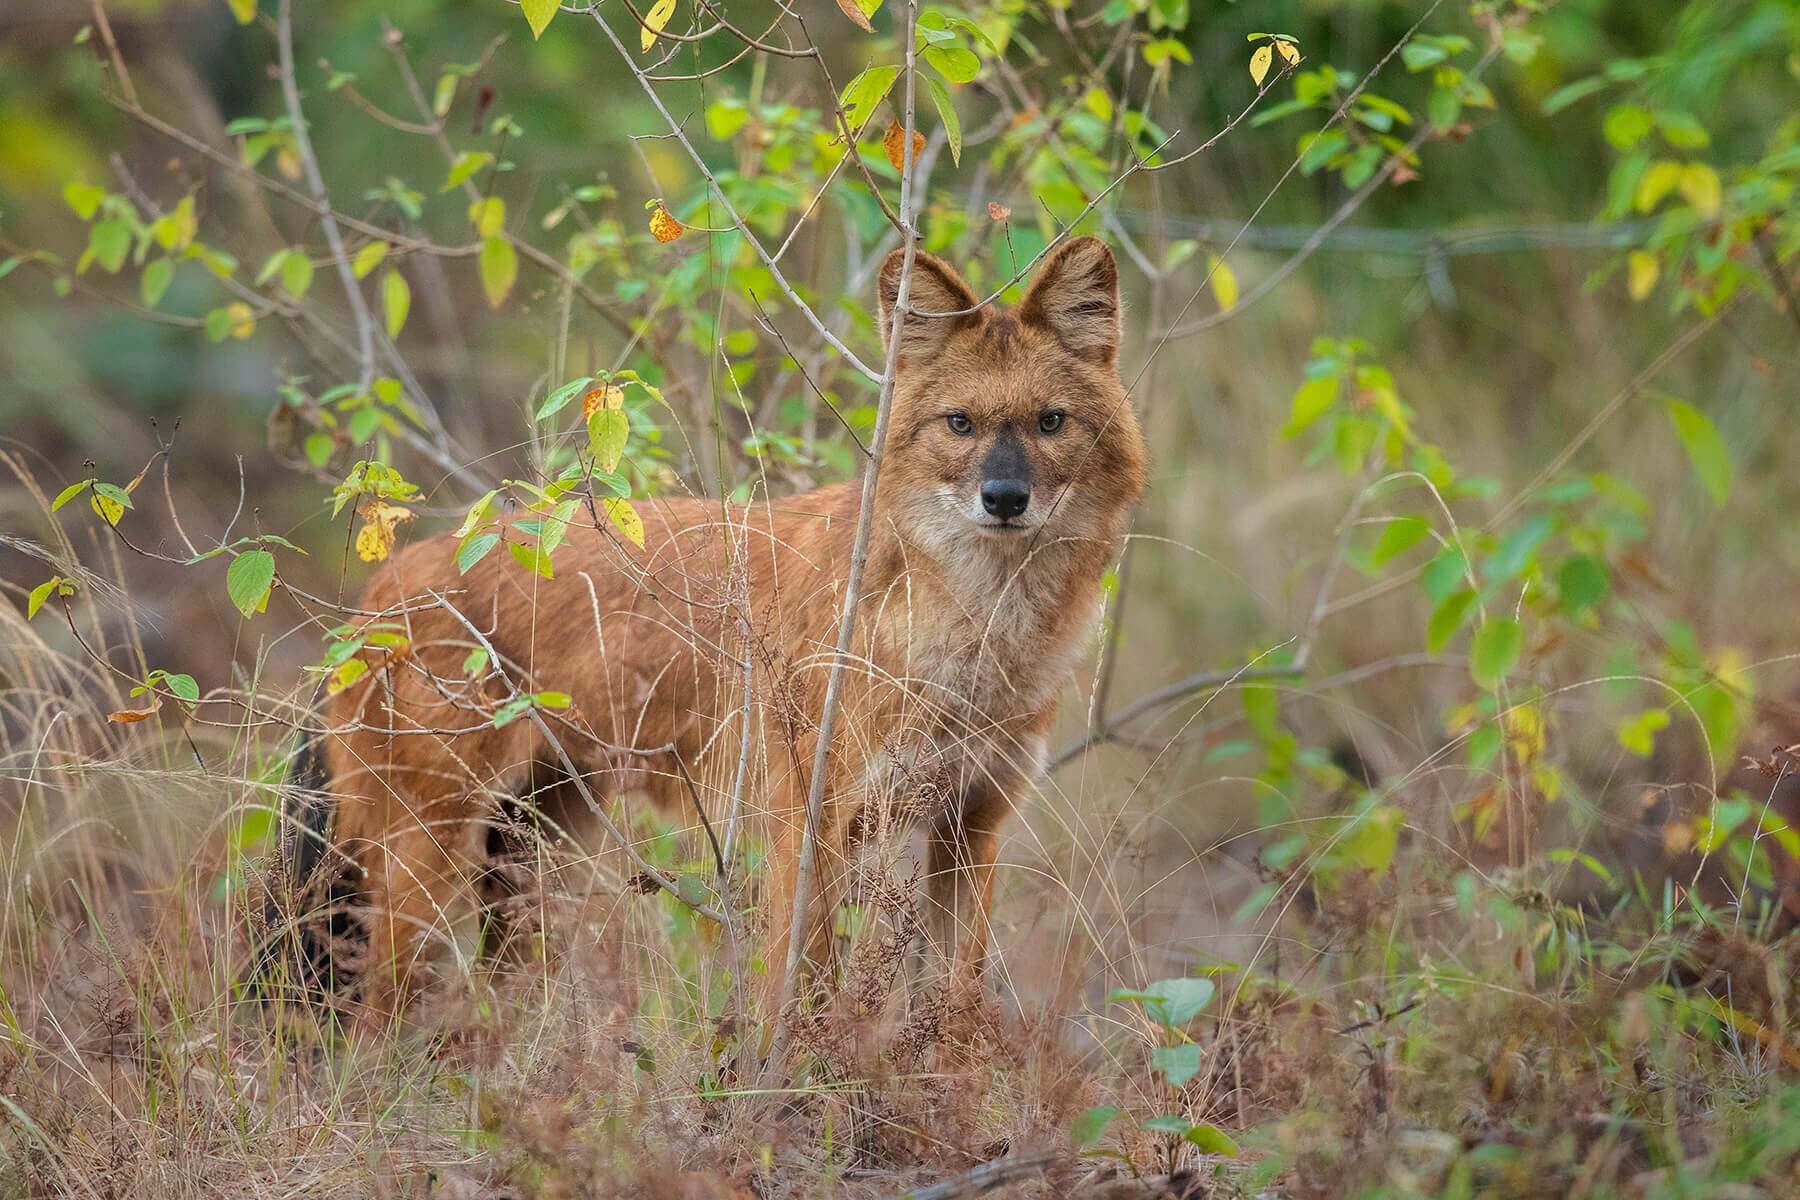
[[1017, 236, 1120, 366]]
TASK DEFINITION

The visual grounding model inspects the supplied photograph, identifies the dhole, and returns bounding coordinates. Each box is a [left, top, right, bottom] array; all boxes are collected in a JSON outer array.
[[267, 236, 1147, 1026]]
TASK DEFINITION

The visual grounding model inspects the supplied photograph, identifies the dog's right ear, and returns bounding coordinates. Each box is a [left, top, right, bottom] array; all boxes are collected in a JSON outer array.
[[878, 248, 983, 368]]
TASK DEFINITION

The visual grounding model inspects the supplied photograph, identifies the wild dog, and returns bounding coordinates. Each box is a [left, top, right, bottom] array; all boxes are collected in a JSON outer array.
[[269, 236, 1147, 1026]]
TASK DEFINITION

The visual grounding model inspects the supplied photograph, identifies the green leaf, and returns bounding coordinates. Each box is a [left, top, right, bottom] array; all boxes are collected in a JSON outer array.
[[440, 151, 494, 193], [588, 408, 630, 473], [1617, 708, 1670, 756], [226, 550, 276, 618], [1427, 588, 1476, 654], [1131, 976, 1215, 1027], [479, 235, 517, 308], [1071, 1105, 1124, 1151], [158, 672, 201, 704], [508, 540, 553, 579], [1282, 376, 1337, 438], [537, 376, 597, 420], [458, 531, 500, 574], [27, 578, 60, 619], [226, 0, 257, 23], [52, 480, 95, 510], [838, 65, 901, 135], [432, 74, 458, 118], [1151, 1042, 1202, 1087], [1665, 399, 1731, 506], [88, 219, 131, 274], [1184, 1123, 1239, 1156], [1483, 515, 1553, 582], [675, 872, 710, 908], [1372, 515, 1430, 565], [1556, 555, 1609, 618], [383, 269, 411, 338], [521, 0, 557, 37], [1140, 1115, 1190, 1134], [280, 251, 314, 300], [1469, 617, 1522, 689], [923, 75, 961, 166], [91, 482, 133, 512], [141, 258, 174, 308], [64, 181, 105, 220], [924, 45, 980, 82]]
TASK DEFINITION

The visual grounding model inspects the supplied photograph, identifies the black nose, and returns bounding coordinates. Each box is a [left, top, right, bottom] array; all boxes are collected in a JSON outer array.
[[980, 478, 1030, 519]]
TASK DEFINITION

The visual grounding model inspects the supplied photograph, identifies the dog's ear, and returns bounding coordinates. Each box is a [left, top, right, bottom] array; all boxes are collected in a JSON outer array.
[[878, 248, 983, 368], [1017, 236, 1121, 366]]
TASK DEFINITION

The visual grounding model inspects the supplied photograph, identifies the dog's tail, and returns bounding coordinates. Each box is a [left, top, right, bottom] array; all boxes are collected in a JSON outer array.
[[255, 735, 358, 1000]]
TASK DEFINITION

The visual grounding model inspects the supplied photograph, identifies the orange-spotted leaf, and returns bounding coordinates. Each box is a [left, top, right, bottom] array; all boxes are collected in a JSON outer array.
[[355, 500, 416, 563], [603, 497, 645, 548], [1274, 39, 1300, 67], [649, 203, 684, 243], [884, 121, 925, 173], [582, 385, 627, 420]]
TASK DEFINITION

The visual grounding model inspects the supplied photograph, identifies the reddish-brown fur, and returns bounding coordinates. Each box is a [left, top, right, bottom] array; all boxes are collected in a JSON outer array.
[[312, 237, 1147, 1023]]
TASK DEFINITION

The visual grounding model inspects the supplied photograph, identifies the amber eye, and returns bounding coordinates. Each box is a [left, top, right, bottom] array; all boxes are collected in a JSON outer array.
[[946, 412, 974, 436], [1038, 410, 1066, 434]]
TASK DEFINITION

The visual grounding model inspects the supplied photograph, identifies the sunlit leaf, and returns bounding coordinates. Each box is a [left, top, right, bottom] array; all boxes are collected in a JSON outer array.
[[440, 151, 493, 193], [469, 197, 507, 237], [64, 181, 104, 220], [383, 269, 411, 338], [648, 203, 684, 243], [1185, 1123, 1239, 1156], [1249, 43, 1273, 86], [1206, 254, 1237, 312], [603, 497, 645, 548], [1626, 250, 1659, 300], [1678, 163, 1721, 218], [353, 240, 388, 279], [522, 0, 557, 38], [225, 0, 257, 23], [639, 0, 677, 52], [838, 65, 901, 136], [479, 236, 517, 307]]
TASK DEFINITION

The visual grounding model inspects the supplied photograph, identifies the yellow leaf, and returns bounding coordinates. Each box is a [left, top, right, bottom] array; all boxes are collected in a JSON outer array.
[[640, 0, 677, 52], [1627, 250, 1659, 301], [649, 203, 684, 243], [1678, 163, 1721, 218], [352, 240, 388, 279], [1249, 43, 1273, 86], [603, 498, 645, 548], [582, 386, 627, 420], [356, 523, 391, 563], [1207, 254, 1238, 312], [1274, 39, 1300, 67], [91, 493, 124, 526], [1635, 161, 1682, 213], [226, 301, 255, 339], [226, 0, 256, 23], [884, 121, 925, 173], [468, 197, 507, 237], [356, 500, 415, 563], [479, 235, 517, 307], [521, 0, 557, 38]]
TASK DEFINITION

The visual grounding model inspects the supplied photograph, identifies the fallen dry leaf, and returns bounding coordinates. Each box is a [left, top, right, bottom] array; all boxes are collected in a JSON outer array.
[[988, 201, 1012, 221]]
